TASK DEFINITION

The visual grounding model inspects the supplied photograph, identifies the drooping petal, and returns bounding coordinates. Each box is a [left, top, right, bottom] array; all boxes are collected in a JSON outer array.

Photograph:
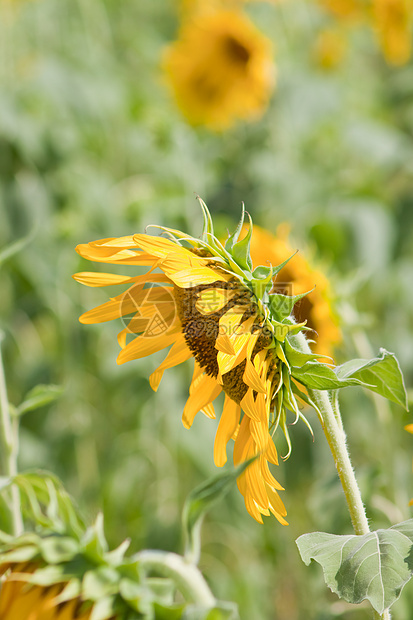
[[182, 373, 222, 429], [117, 320, 181, 365], [213, 396, 241, 467], [149, 336, 192, 391]]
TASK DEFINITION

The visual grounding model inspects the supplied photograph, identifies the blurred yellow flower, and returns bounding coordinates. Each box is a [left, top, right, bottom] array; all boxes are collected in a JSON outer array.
[[373, 0, 413, 65], [247, 224, 342, 358], [0, 564, 91, 620], [163, 9, 274, 130], [317, 0, 366, 22], [314, 28, 348, 69]]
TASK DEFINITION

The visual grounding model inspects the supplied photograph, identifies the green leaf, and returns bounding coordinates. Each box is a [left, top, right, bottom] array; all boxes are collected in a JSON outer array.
[[269, 289, 313, 322], [335, 348, 408, 410], [16, 384, 63, 417], [0, 226, 37, 266], [291, 361, 370, 390], [182, 459, 255, 564], [296, 519, 413, 614]]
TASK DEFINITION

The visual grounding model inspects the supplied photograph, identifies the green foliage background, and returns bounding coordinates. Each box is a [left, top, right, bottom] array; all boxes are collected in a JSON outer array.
[[1, 0, 413, 618]]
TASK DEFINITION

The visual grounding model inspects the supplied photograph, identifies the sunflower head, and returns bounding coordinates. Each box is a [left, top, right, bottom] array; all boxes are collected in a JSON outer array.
[[74, 199, 328, 523], [163, 9, 274, 130], [373, 0, 413, 65]]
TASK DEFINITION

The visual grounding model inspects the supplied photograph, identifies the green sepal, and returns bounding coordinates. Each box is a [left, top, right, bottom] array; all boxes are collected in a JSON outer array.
[[198, 196, 215, 241], [284, 337, 327, 368], [269, 289, 314, 322], [290, 381, 321, 418], [231, 211, 253, 272], [271, 319, 308, 343], [225, 203, 246, 253], [251, 265, 274, 297], [270, 250, 298, 277], [82, 513, 109, 563]]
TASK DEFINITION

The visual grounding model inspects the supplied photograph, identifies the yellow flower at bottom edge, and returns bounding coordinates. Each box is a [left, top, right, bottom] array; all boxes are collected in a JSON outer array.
[[372, 0, 413, 65], [0, 564, 91, 620], [163, 9, 274, 130], [246, 224, 342, 359], [73, 203, 323, 524]]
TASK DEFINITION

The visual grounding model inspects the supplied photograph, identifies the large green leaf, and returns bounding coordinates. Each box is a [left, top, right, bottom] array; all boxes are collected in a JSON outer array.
[[335, 349, 408, 410], [296, 519, 413, 614], [291, 361, 369, 390]]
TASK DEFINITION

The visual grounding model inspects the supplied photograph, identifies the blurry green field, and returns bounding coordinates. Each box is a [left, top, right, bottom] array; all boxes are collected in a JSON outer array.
[[1, 1, 413, 618]]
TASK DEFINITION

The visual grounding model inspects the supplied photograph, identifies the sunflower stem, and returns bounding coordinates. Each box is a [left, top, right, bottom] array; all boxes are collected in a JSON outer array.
[[135, 550, 216, 607], [0, 334, 23, 536], [293, 333, 392, 619]]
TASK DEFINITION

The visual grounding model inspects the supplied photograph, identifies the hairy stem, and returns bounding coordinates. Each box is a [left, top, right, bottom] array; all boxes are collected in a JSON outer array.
[[0, 335, 23, 535], [135, 550, 216, 606], [294, 333, 391, 619]]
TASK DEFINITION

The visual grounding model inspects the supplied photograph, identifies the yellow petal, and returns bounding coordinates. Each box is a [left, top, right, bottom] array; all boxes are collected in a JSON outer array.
[[215, 333, 236, 355], [80, 284, 175, 324], [405, 424, 413, 434], [202, 402, 216, 419], [149, 336, 192, 391], [73, 271, 170, 288], [239, 389, 262, 422], [162, 266, 230, 288], [195, 288, 235, 315], [133, 234, 196, 259], [182, 373, 222, 429], [117, 323, 180, 364], [214, 396, 241, 467], [76, 242, 154, 266], [243, 359, 267, 393]]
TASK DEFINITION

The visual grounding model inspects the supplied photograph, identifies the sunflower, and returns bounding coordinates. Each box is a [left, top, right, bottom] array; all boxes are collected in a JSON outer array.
[[246, 224, 342, 359], [372, 0, 413, 65], [313, 28, 348, 69], [0, 566, 91, 620], [162, 9, 274, 130], [74, 201, 323, 523]]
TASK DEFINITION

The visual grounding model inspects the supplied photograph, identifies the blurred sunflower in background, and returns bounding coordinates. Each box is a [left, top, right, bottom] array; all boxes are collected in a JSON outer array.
[[163, 9, 274, 130], [74, 202, 321, 523], [373, 0, 413, 65], [317, 0, 413, 65], [247, 224, 342, 359], [0, 567, 91, 620]]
